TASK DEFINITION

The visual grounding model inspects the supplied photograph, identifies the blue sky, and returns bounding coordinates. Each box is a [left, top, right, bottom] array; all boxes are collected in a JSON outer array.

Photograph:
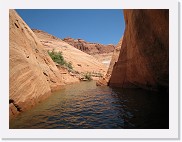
[[16, 9, 125, 45]]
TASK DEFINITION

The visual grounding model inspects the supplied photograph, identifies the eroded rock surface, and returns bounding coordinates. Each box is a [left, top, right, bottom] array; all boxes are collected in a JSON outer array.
[[10, 10, 109, 118], [33, 29, 108, 75], [63, 37, 115, 55], [109, 10, 169, 90], [10, 10, 65, 117], [96, 37, 122, 86]]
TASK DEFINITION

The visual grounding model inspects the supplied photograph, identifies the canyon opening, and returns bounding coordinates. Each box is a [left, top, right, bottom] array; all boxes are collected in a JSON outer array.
[[9, 9, 169, 129]]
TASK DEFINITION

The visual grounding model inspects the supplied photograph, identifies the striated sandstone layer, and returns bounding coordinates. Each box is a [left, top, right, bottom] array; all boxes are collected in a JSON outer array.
[[96, 37, 123, 86], [109, 10, 169, 90], [63, 37, 115, 55], [33, 29, 108, 75], [9, 10, 66, 118], [92, 52, 113, 67], [107, 37, 123, 76]]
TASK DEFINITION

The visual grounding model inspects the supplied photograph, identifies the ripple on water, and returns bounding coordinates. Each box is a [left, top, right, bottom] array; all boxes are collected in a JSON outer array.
[[10, 81, 169, 129]]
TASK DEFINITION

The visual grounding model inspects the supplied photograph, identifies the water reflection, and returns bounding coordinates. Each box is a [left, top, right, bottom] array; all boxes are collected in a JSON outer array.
[[10, 81, 169, 129]]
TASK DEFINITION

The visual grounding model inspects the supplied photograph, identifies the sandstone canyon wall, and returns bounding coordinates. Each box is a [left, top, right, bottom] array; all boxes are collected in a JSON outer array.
[[33, 29, 107, 75], [10, 10, 109, 118], [9, 10, 65, 117], [107, 37, 123, 76], [109, 10, 169, 90], [96, 37, 122, 86]]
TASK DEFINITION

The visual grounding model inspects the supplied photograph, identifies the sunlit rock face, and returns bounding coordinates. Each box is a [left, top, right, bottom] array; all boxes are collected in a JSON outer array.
[[63, 37, 115, 55], [96, 37, 123, 86], [9, 10, 109, 118], [109, 10, 169, 90], [9, 10, 64, 117], [32, 29, 108, 75]]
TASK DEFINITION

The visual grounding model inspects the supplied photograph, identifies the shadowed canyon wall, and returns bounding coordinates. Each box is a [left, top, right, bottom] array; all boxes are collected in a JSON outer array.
[[109, 10, 169, 90]]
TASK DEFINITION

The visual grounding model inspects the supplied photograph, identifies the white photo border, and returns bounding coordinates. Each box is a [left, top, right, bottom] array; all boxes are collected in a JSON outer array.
[[0, 0, 179, 139]]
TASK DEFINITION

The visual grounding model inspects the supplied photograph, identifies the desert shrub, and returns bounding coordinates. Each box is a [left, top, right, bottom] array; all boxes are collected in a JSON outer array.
[[68, 62, 73, 69], [84, 72, 92, 81], [91, 71, 103, 77], [96, 72, 103, 77], [64, 61, 73, 70], [48, 50, 73, 70], [48, 50, 65, 65]]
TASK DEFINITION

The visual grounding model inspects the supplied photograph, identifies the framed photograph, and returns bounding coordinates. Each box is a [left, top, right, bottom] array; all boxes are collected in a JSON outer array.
[[0, 0, 179, 140]]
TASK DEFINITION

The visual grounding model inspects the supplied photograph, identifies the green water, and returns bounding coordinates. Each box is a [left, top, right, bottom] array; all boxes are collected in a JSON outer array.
[[10, 81, 169, 129]]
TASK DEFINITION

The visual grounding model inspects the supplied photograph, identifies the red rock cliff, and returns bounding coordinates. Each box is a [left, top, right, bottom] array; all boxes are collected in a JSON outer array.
[[96, 37, 123, 86], [9, 10, 64, 117], [109, 10, 169, 90], [63, 37, 115, 55]]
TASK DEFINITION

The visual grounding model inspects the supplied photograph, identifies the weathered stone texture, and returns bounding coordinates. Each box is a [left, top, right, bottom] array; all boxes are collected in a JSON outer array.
[[109, 10, 169, 90]]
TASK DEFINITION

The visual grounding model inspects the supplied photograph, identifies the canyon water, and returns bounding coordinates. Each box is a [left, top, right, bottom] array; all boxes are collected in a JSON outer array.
[[10, 81, 168, 129]]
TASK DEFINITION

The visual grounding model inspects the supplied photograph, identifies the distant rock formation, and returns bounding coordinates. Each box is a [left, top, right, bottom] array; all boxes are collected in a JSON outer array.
[[63, 37, 115, 55], [96, 37, 123, 86], [109, 10, 169, 90], [33, 29, 107, 75]]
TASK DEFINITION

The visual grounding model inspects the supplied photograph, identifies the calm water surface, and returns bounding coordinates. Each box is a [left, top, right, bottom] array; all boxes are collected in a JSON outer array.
[[10, 81, 168, 129]]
